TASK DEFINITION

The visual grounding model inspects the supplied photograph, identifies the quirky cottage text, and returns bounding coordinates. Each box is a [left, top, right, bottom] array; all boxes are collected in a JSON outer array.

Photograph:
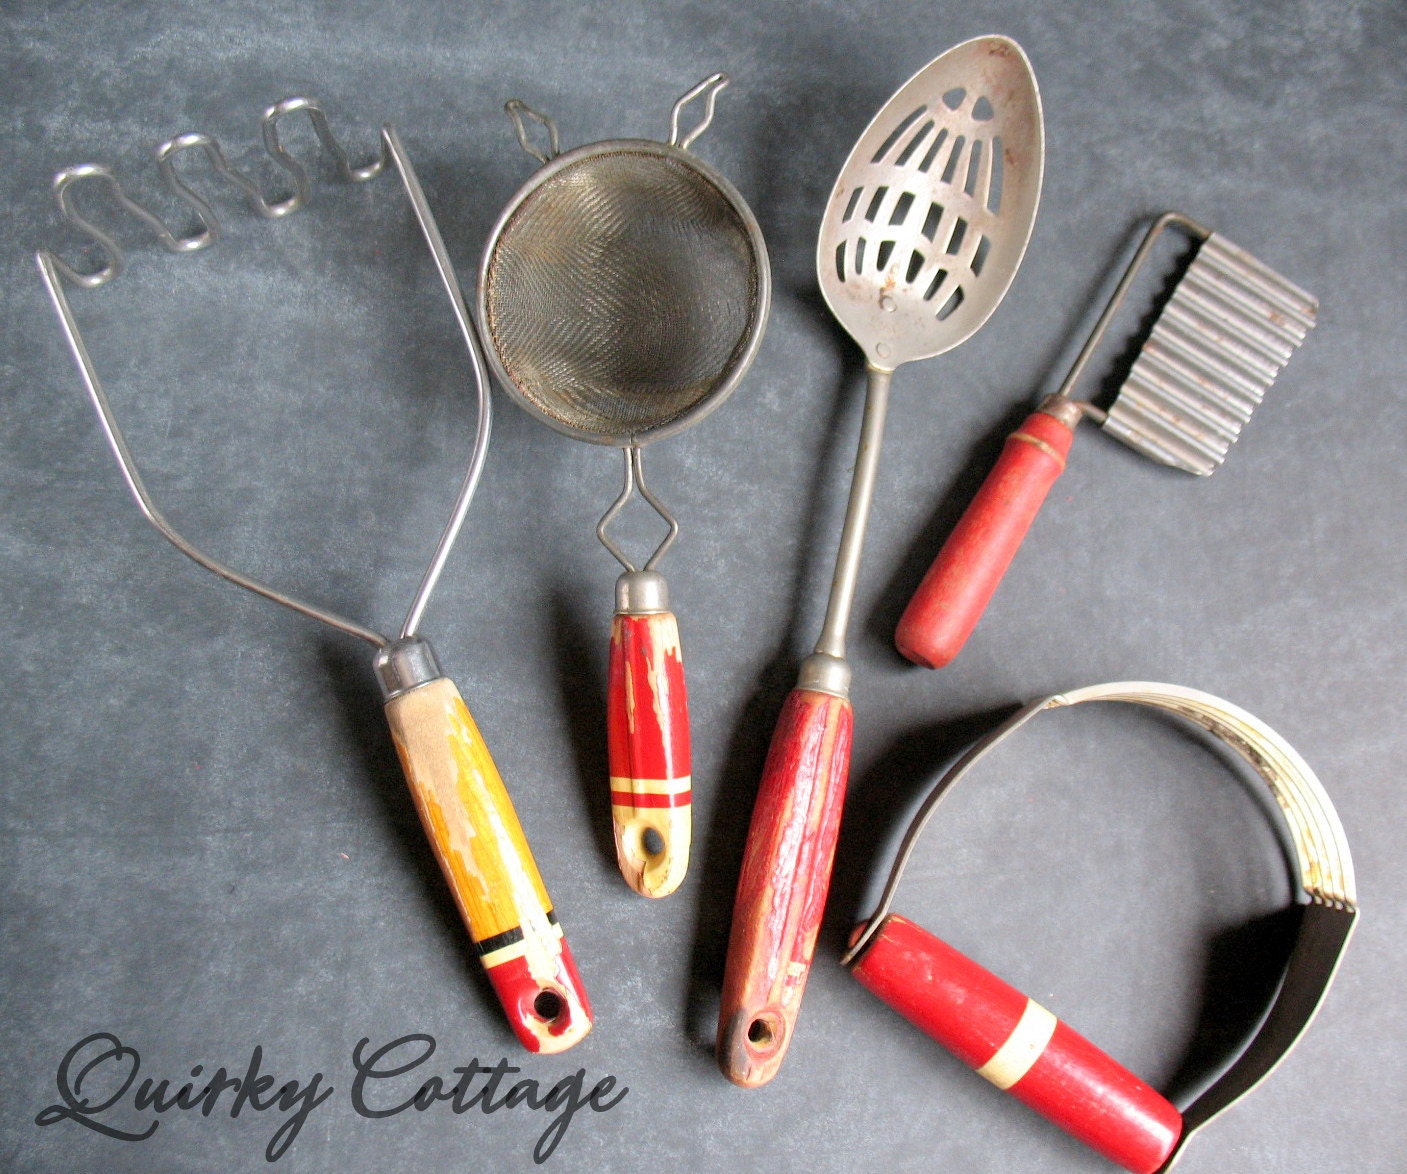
[[35, 1031, 627, 1163]]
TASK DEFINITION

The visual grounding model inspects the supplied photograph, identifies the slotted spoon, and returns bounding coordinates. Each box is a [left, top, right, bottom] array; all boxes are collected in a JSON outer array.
[[717, 34, 1044, 1087]]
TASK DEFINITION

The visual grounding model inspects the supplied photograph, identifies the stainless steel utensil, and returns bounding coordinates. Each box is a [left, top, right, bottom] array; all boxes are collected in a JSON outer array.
[[895, 211, 1318, 669], [36, 97, 592, 1053], [478, 75, 770, 899], [717, 35, 1044, 1087]]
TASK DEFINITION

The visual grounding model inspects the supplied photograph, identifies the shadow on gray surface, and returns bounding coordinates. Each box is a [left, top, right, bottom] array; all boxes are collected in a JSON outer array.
[[408, 153, 513, 276], [739, 31, 929, 306], [1162, 903, 1301, 1107], [548, 586, 617, 875], [823, 706, 1021, 952]]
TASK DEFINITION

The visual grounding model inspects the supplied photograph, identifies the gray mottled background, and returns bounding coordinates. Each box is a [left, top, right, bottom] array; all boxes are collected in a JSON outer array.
[[2, 1, 1403, 1171]]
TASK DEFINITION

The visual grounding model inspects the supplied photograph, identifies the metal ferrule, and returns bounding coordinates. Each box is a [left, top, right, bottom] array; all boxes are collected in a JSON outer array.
[[796, 653, 851, 699], [616, 570, 669, 616], [373, 637, 443, 701], [1034, 393, 1085, 431]]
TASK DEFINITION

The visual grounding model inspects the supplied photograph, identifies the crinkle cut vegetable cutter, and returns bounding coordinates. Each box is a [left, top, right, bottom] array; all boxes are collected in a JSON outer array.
[[842, 682, 1356, 1173], [895, 213, 1318, 670], [36, 97, 591, 1053]]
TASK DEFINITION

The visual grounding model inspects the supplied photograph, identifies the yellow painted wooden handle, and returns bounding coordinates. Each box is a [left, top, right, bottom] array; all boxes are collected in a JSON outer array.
[[384, 677, 592, 1053]]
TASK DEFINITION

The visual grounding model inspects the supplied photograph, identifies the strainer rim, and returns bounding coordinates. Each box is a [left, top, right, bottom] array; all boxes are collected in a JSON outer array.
[[476, 137, 771, 447]]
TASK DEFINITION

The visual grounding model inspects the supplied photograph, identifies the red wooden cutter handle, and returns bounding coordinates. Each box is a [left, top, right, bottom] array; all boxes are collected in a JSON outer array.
[[850, 913, 1182, 1174], [606, 608, 692, 897], [896, 404, 1079, 669], [717, 687, 853, 1087]]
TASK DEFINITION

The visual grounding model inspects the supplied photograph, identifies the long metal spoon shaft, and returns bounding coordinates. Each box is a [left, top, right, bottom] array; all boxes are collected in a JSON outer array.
[[813, 364, 893, 668]]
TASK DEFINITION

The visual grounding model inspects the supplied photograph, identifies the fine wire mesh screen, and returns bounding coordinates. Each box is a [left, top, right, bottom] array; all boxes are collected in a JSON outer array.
[[482, 150, 762, 441]]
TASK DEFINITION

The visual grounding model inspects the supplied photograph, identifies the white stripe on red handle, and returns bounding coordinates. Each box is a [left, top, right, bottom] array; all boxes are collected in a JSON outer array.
[[606, 610, 691, 897], [850, 913, 1181, 1174]]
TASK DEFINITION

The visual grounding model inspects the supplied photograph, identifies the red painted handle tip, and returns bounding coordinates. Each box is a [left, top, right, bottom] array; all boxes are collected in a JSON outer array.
[[607, 608, 692, 897]]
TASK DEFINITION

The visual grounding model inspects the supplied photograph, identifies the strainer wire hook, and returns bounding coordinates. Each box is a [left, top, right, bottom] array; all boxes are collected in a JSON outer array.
[[668, 73, 729, 150], [505, 100, 561, 164]]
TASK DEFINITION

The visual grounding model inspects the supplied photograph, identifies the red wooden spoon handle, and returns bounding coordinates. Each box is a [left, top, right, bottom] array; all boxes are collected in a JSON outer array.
[[607, 609, 691, 897], [850, 914, 1181, 1174], [717, 687, 853, 1087], [896, 406, 1078, 668]]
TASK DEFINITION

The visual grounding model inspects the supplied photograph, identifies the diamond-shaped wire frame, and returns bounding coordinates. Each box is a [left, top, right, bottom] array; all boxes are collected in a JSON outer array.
[[596, 446, 679, 572]]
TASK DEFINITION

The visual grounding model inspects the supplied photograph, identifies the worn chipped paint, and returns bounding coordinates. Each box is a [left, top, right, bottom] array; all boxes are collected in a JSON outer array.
[[607, 612, 691, 897], [386, 678, 592, 1053]]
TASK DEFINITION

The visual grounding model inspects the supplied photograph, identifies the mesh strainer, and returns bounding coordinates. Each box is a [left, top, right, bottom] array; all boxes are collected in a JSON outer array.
[[478, 74, 770, 898]]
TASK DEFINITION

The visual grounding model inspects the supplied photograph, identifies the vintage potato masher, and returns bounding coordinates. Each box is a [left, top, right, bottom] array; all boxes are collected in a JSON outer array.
[[718, 36, 1044, 1086], [36, 97, 591, 1052], [895, 212, 1319, 668], [478, 75, 770, 898], [842, 682, 1357, 1172]]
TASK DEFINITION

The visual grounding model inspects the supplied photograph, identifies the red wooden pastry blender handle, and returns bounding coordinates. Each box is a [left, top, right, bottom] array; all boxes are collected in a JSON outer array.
[[717, 687, 853, 1087], [896, 402, 1080, 669], [607, 577, 691, 898], [850, 914, 1181, 1174]]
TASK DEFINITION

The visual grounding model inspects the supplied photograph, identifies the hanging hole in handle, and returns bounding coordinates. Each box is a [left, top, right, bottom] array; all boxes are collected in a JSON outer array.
[[641, 826, 666, 858], [532, 988, 565, 1023], [668, 72, 729, 151], [505, 100, 561, 164], [746, 1014, 781, 1051]]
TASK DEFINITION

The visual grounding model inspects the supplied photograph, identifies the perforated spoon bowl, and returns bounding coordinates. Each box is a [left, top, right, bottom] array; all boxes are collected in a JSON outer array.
[[717, 34, 1043, 1088]]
